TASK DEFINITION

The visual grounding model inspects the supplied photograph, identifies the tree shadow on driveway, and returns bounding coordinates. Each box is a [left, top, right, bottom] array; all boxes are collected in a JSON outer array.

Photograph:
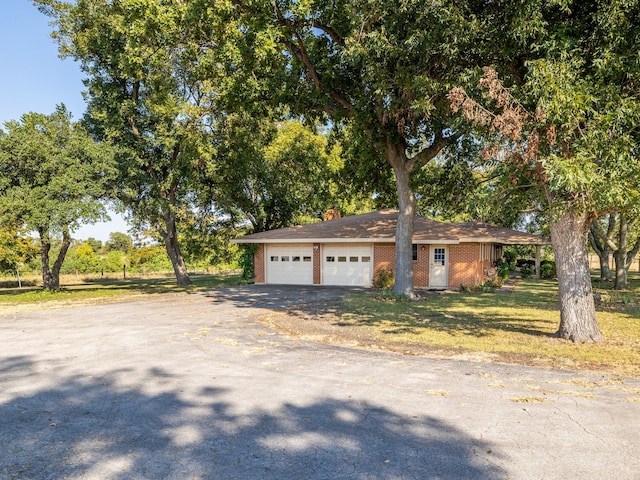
[[0, 356, 506, 480]]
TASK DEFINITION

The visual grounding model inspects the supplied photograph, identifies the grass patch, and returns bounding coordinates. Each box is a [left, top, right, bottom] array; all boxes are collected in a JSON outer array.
[[328, 273, 640, 377], [0, 273, 245, 310]]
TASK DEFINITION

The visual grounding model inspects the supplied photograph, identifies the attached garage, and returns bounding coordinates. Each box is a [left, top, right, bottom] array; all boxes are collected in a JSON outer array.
[[232, 210, 549, 288], [266, 244, 313, 285], [322, 244, 373, 286]]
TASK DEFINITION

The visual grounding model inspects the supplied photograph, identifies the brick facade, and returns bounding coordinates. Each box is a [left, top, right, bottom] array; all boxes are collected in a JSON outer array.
[[414, 245, 429, 287], [254, 244, 265, 283], [257, 241, 495, 288], [373, 243, 395, 285], [373, 243, 430, 288], [449, 243, 482, 288]]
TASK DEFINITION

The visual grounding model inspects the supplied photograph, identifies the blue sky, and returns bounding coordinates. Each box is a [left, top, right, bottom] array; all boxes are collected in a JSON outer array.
[[0, 0, 129, 242]]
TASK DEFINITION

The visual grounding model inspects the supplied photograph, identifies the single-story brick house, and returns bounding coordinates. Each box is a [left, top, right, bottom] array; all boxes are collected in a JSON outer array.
[[231, 209, 549, 288]]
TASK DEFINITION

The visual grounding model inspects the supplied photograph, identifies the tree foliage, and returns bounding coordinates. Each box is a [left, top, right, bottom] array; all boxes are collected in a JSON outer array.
[[107, 232, 133, 254], [0, 106, 115, 289], [0, 225, 38, 275], [210, 118, 360, 233], [35, 0, 227, 286], [448, 0, 640, 342]]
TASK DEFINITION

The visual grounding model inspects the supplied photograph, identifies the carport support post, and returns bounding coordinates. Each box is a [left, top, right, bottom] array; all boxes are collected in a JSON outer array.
[[535, 245, 541, 279]]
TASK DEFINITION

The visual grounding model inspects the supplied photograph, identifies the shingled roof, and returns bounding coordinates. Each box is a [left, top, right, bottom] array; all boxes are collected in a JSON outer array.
[[232, 209, 549, 245]]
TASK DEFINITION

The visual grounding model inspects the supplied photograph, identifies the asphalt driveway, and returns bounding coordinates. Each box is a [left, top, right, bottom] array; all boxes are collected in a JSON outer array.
[[1, 285, 639, 479]]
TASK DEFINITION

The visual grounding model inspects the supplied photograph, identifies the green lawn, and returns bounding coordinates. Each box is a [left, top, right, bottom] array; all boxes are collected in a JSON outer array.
[[334, 272, 640, 376], [0, 273, 245, 309]]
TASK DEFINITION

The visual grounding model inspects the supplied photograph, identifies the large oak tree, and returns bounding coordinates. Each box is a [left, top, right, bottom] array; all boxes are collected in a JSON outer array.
[[449, 0, 640, 342], [0, 106, 115, 290], [37, 0, 225, 286], [221, 0, 479, 296]]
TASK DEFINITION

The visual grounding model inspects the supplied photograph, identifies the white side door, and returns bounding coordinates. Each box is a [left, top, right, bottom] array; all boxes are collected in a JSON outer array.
[[429, 246, 448, 288]]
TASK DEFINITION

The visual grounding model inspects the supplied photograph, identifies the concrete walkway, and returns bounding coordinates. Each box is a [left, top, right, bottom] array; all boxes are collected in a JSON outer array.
[[0, 285, 638, 479]]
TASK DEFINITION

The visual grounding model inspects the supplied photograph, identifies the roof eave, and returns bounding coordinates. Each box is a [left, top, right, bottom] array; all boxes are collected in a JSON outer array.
[[459, 237, 551, 245], [231, 237, 395, 244], [231, 237, 466, 244]]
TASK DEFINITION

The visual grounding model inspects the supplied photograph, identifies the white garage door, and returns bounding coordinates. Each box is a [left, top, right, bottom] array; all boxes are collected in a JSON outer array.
[[266, 244, 313, 285], [322, 244, 373, 286]]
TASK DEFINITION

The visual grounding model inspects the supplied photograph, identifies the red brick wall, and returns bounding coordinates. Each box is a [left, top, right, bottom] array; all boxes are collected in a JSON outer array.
[[449, 243, 481, 288], [414, 245, 429, 287], [374, 243, 430, 287], [373, 243, 395, 283], [254, 244, 265, 284], [313, 243, 321, 285]]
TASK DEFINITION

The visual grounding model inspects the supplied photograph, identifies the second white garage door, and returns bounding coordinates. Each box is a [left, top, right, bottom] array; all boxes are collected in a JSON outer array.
[[266, 244, 313, 285], [322, 244, 373, 286]]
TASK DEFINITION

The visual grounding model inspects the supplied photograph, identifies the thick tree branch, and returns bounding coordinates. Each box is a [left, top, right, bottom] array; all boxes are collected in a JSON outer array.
[[231, 0, 353, 115], [626, 235, 640, 268], [269, 2, 353, 116], [591, 215, 619, 252], [281, 36, 353, 115], [589, 225, 605, 255], [410, 131, 453, 171], [305, 19, 345, 46], [233, 0, 344, 46], [127, 80, 142, 138]]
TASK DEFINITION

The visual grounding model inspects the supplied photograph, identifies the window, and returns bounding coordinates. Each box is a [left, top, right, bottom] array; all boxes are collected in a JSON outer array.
[[303, 256, 312, 262], [350, 256, 359, 262], [362, 256, 371, 263], [292, 256, 301, 262], [433, 248, 445, 266], [338, 256, 347, 262], [326, 256, 335, 262], [412, 244, 418, 261], [270, 256, 279, 262], [281, 256, 289, 262]]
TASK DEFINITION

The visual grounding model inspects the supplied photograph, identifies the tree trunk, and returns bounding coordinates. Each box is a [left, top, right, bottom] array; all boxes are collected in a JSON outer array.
[[598, 251, 612, 281], [387, 143, 416, 298], [39, 228, 54, 289], [588, 219, 612, 281], [39, 226, 71, 290], [549, 209, 603, 343], [613, 214, 628, 290], [625, 235, 640, 275], [162, 209, 192, 287]]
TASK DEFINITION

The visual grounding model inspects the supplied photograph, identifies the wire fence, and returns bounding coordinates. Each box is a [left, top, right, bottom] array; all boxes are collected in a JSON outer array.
[[0, 267, 241, 288]]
